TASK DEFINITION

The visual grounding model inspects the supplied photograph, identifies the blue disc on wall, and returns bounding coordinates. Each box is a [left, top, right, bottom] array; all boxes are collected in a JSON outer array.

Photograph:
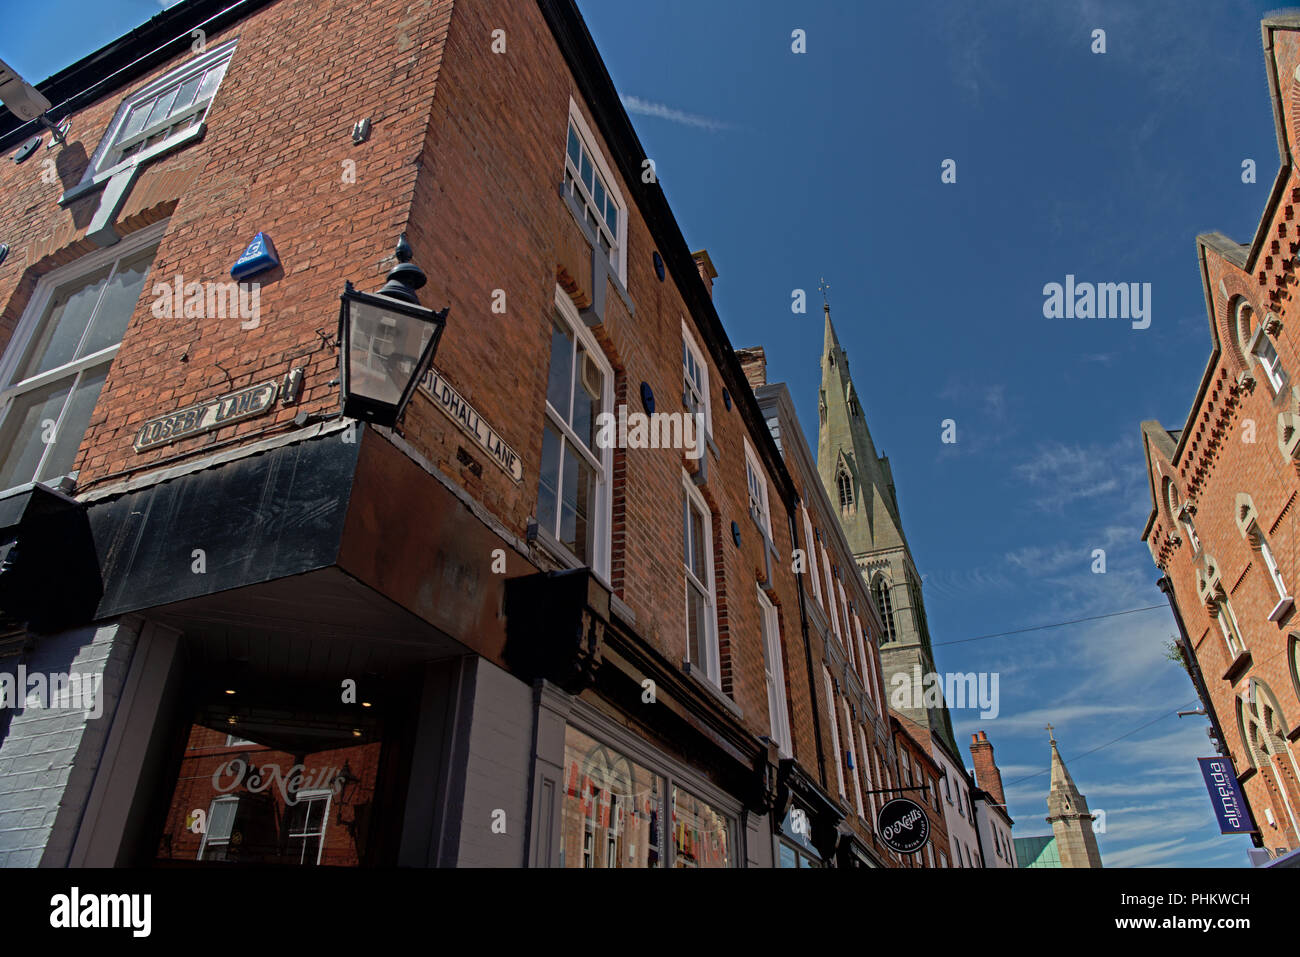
[[722, 387, 731, 411], [731, 521, 741, 547], [653, 251, 665, 282], [640, 382, 655, 413]]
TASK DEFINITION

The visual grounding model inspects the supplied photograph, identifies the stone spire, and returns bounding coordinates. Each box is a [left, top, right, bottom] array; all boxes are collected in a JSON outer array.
[[815, 301, 957, 757], [1045, 728, 1104, 867]]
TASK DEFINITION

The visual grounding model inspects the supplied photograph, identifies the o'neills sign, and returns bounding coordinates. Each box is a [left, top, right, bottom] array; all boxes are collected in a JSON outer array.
[[135, 380, 279, 451], [877, 797, 930, 854], [418, 365, 522, 482]]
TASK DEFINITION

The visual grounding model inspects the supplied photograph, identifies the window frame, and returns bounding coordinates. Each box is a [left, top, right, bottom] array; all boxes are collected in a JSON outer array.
[[285, 788, 333, 866], [564, 98, 628, 288], [196, 795, 240, 861], [842, 698, 865, 819], [836, 465, 853, 511], [743, 437, 772, 538], [1259, 536, 1290, 602], [823, 666, 846, 799], [681, 320, 714, 441], [1249, 325, 1285, 394], [564, 702, 739, 868], [78, 38, 238, 192], [872, 574, 897, 643], [757, 586, 792, 757], [822, 547, 842, 644], [537, 286, 614, 580], [0, 220, 166, 494], [682, 471, 720, 686], [802, 507, 823, 607]]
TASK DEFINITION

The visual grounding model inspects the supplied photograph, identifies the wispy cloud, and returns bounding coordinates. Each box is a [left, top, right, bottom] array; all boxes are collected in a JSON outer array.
[[619, 95, 732, 132]]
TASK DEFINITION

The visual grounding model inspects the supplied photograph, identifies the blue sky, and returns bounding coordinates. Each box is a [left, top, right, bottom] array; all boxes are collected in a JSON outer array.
[[579, 0, 1278, 869], [6, 0, 1285, 867]]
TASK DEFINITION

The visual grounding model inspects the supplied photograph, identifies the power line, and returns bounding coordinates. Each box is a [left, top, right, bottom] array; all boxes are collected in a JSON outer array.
[[932, 604, 1167, 647], [1000, 626, 1300, 789], [1001, 698, 1199, 789]]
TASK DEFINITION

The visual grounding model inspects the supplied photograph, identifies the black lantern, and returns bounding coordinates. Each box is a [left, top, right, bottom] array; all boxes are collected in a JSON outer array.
[[337, 233, 448, 427]]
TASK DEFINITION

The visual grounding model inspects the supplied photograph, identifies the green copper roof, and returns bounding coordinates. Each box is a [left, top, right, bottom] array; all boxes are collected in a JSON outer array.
[[1014, 835, 1062, 868]]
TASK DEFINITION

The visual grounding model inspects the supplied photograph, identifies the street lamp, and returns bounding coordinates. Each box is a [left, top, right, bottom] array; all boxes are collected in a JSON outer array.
[[337, 233, 448, 427]]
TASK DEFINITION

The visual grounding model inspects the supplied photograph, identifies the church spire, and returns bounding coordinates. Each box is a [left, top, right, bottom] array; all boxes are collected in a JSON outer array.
[[1045, 727, 1104, 867], [815, 295, 959, 758]]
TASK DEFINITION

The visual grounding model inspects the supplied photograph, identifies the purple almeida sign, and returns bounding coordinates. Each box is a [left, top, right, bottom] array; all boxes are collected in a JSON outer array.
[[1197, 757, 1254, 835]]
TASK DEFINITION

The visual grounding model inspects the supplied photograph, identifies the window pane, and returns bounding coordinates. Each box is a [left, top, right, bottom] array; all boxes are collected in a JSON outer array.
[[779, 843, 797, 868], [538, 423, 562, 539], [593, 179, 607, 220], [196, 62, 227, 105], [686, 582, 706, 669], [567, 125, 580, 167], [0, 379, 73, 490], [37, 364, 108, 483], [572, 345, 603, 451], [119, 101, 152, 142], [145, 87, 180, 129], [671, 786, 731, 868], [604, 201, 617, 233], [558, 444, 596, 565], [580, 152, 593, 194], [79, 249, 154, 358], [560, 725, 664, 868], [17, 267, 111, 380], [546, 317, 573, 418], [208, 800, 238, 841], [686, 499, 706, 578], [170, 74, 203, 116]]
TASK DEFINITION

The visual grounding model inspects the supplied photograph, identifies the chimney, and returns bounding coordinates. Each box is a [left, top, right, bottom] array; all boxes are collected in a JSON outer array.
[[735, 346, 767, 389], [692, 249, 717, 299], [969, 730, 1006, 808]]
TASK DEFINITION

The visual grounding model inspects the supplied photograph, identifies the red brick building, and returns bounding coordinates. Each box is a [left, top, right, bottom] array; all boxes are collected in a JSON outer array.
[[1140, 14, 1300, 863], [745, 345, 910, 867], [891, 714, 951, 869], [0, 0, 921, 868]]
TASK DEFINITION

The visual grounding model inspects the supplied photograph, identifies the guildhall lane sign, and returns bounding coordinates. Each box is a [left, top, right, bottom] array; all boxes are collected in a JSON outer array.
[[876, 798, 930, 855], [418, 364, 522, 482], [135, 380, 279, 451]]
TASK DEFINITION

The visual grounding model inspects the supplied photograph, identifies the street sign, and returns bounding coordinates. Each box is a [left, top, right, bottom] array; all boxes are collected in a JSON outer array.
[[877, 797, 930, 854]]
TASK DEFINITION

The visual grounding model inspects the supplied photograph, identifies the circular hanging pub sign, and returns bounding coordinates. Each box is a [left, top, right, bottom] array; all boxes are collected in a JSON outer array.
[[876, 798, 930, 855]]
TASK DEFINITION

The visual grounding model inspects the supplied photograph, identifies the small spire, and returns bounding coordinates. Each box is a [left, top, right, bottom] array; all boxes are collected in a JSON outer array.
[[1046, 722, 1056, 745]]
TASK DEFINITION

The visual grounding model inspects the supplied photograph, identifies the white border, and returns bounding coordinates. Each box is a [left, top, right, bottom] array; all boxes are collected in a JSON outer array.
[[544, 285, 614, 582], [682, 467, 720, 686], [566, 97, 627, 287], [79, 38, 239, 189], [680, 319, 713, 441]]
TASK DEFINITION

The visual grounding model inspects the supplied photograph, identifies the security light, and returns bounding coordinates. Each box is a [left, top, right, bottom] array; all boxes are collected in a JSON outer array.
[[0, 57, 66, 143]]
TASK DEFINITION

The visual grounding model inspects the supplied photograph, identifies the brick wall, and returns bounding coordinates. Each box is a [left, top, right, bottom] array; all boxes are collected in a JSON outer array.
[[0, 621, 137, 866], [1142, 19, 1300, 856]]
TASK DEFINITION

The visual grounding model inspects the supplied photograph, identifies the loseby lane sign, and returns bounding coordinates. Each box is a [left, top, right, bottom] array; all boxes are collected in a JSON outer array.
[[417, 364, 522, 483], [135, 380, 279, 451], [877, 797, 930, 854], [1197, 757, 1255, 834]]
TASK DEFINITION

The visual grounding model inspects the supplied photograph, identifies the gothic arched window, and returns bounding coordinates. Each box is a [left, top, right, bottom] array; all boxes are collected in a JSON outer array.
[[836, 467, 853, 511], [872, 575, 896, 644]]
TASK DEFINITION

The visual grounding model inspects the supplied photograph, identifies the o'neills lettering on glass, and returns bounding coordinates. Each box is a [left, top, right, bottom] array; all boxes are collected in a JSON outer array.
[[135, 380, 279, 452], [417, 365, 523, 483]]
